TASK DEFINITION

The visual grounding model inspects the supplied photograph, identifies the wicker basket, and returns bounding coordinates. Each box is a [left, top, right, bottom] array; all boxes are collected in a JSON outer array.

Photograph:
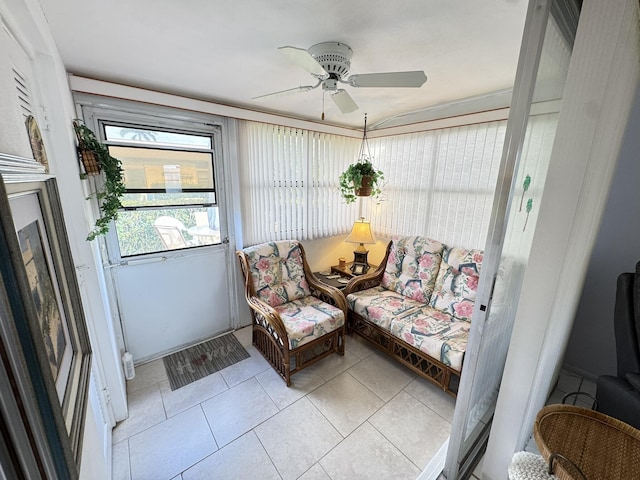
[[534, 404, 640, 479], [355, 175, 373, 196], [78, 147, 101, 176]]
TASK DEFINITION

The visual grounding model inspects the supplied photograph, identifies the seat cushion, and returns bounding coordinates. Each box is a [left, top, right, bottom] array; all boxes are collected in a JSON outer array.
[[274, 296, 345, 349], [380, 236, 444, 303], [244, 240, 311, 307], [508, 452, 554, 480], [389, 306, 470, 371], [346, 286, 425, 330]]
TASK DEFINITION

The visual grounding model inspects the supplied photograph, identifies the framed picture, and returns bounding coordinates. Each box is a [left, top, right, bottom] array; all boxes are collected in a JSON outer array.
[[25, 114, 49, 172], [351, 262, 367, 275], [0, 174, 91, 478]]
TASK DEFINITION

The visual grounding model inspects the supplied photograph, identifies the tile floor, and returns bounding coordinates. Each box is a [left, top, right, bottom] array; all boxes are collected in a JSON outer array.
[[112, 326, 456, 480]]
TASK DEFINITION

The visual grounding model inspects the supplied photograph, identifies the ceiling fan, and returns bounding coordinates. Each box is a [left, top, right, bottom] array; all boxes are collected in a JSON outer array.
[[253, 41, 428, 114]]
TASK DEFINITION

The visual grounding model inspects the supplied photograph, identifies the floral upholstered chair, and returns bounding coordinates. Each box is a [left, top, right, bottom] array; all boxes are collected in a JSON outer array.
[[236, 240, 347, 386]]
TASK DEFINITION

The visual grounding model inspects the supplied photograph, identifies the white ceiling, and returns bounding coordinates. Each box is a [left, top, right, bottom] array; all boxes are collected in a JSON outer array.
[[38, 0, 528, 129]]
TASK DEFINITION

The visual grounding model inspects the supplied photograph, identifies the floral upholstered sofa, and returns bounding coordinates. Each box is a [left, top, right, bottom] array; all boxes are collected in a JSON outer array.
[[343, 235, 483, 396]]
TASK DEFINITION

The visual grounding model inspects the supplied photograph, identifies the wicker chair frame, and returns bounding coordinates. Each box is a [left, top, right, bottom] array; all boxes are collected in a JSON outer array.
[[343, 241, 461, 396], [534, 404, 640, 479], [236, 242, 347, 386]]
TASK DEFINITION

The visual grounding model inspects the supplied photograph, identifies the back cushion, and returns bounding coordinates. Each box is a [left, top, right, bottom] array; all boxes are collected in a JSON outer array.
[[381, 236, 444, 303], [244, 240, 311, 307], [430, 246, 483, 321], [442, 246, 483, 272]]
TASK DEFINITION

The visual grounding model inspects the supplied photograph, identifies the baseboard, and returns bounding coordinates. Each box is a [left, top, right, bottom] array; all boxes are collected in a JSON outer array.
[[561, 363, 598, 382]]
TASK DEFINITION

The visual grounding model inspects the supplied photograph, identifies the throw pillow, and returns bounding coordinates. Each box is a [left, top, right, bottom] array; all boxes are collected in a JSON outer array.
[[430, 261, 479, 321], [381, 236, 443, 303], [443, 246, 483, 272]]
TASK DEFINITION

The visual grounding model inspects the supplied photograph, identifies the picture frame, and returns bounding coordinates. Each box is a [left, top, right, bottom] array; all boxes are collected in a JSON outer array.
[[0, 173, 91, 478], [25, 114, 49, 172], [350, 262, 367, 275]]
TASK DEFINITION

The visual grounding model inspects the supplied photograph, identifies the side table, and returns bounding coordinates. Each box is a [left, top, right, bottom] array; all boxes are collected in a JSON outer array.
[[313, 271, 351, 290], [331, 262, 376, 277]]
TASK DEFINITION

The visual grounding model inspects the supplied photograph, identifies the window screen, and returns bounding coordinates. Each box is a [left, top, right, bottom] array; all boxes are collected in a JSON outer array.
[[103, 124, 221, 257]]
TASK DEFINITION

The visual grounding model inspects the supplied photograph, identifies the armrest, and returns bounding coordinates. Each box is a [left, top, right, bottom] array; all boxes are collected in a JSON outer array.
[[307, 273, 347, 315], [236, 249, 289, 342], [246, 295, 289, 342], [343, 240, 391, 296], [342, 264, 384, 296]]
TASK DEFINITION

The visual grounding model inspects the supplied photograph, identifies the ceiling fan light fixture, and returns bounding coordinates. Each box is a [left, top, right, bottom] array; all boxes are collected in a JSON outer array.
[[322, 78, 338, 91]]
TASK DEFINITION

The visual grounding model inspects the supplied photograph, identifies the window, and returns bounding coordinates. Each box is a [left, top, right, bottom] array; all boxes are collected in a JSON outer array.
[[103, 124, 221, 256], [366, 121, 507, 249], [238, 121, 360, 246], [239, 119, 507, 250], [237, 115, 568, 251]]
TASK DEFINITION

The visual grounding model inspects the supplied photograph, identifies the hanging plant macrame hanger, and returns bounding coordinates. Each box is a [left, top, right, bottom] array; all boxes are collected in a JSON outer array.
[[357, 113, 372, 162]]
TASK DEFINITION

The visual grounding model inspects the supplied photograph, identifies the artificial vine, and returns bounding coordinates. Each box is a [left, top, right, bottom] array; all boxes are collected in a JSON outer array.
[[338, 160, 384, 204], [73, 120, 125, 241]]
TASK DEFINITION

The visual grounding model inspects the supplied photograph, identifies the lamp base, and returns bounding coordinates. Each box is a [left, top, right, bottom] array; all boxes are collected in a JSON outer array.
[[351, 250, 370, 274]]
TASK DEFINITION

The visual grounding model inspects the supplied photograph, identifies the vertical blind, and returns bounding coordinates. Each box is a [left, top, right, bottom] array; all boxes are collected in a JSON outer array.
[[238, 121, 359, 246], [237, 117, 569, 251], [366, 121, 507, 249]]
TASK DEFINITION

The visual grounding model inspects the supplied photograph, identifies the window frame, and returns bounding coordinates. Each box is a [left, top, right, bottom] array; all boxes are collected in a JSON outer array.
[[78, 103, 227, 261]]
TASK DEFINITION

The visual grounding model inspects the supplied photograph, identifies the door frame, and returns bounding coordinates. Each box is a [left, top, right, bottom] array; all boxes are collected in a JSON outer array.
[[444, 0, 561, 477], [74, 94, 242, 356]]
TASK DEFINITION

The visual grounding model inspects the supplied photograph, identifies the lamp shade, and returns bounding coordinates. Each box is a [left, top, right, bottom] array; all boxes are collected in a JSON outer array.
[[345, 218, 375, 246]]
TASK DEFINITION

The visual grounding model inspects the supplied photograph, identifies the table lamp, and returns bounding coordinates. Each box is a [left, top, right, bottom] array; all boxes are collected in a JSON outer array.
[[345, 217, 375, 274]]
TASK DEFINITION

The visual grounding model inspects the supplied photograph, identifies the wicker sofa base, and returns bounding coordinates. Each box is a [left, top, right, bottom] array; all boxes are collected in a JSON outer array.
[[253, 322, 344, 386], [350, 311, 460, 396]]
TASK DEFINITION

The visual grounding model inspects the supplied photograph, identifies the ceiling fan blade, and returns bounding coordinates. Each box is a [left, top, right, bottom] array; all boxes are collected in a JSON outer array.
[[331, 89, 358, 114], [348, 71, 427, 88], [252, 84, 318, 101], [278, 46, 327, 77]]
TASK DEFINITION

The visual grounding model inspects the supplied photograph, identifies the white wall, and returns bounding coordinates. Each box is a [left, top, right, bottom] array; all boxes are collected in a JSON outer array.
[[302, 234, 389, 272], [563, 85, 640, 379], [0, 0, 126, 476], [79, 372, 110, 480]]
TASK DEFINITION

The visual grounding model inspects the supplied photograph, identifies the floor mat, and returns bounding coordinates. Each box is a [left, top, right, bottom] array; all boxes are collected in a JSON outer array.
[[162, 333, 250, 390]]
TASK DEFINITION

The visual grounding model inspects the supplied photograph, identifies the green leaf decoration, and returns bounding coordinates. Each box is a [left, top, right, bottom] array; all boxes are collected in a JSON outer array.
[[523, 197, 533, 231], [519, 174, 531, 212]]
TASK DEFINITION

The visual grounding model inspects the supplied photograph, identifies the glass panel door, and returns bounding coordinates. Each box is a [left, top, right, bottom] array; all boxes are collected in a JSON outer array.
[[444, 0, 578, 477]]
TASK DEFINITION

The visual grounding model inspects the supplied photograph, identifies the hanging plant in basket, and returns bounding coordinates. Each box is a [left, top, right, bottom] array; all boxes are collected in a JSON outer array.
[[339, 160, 384, 204], [338, 114, 384, 204], [73, 120, 125, 241]]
